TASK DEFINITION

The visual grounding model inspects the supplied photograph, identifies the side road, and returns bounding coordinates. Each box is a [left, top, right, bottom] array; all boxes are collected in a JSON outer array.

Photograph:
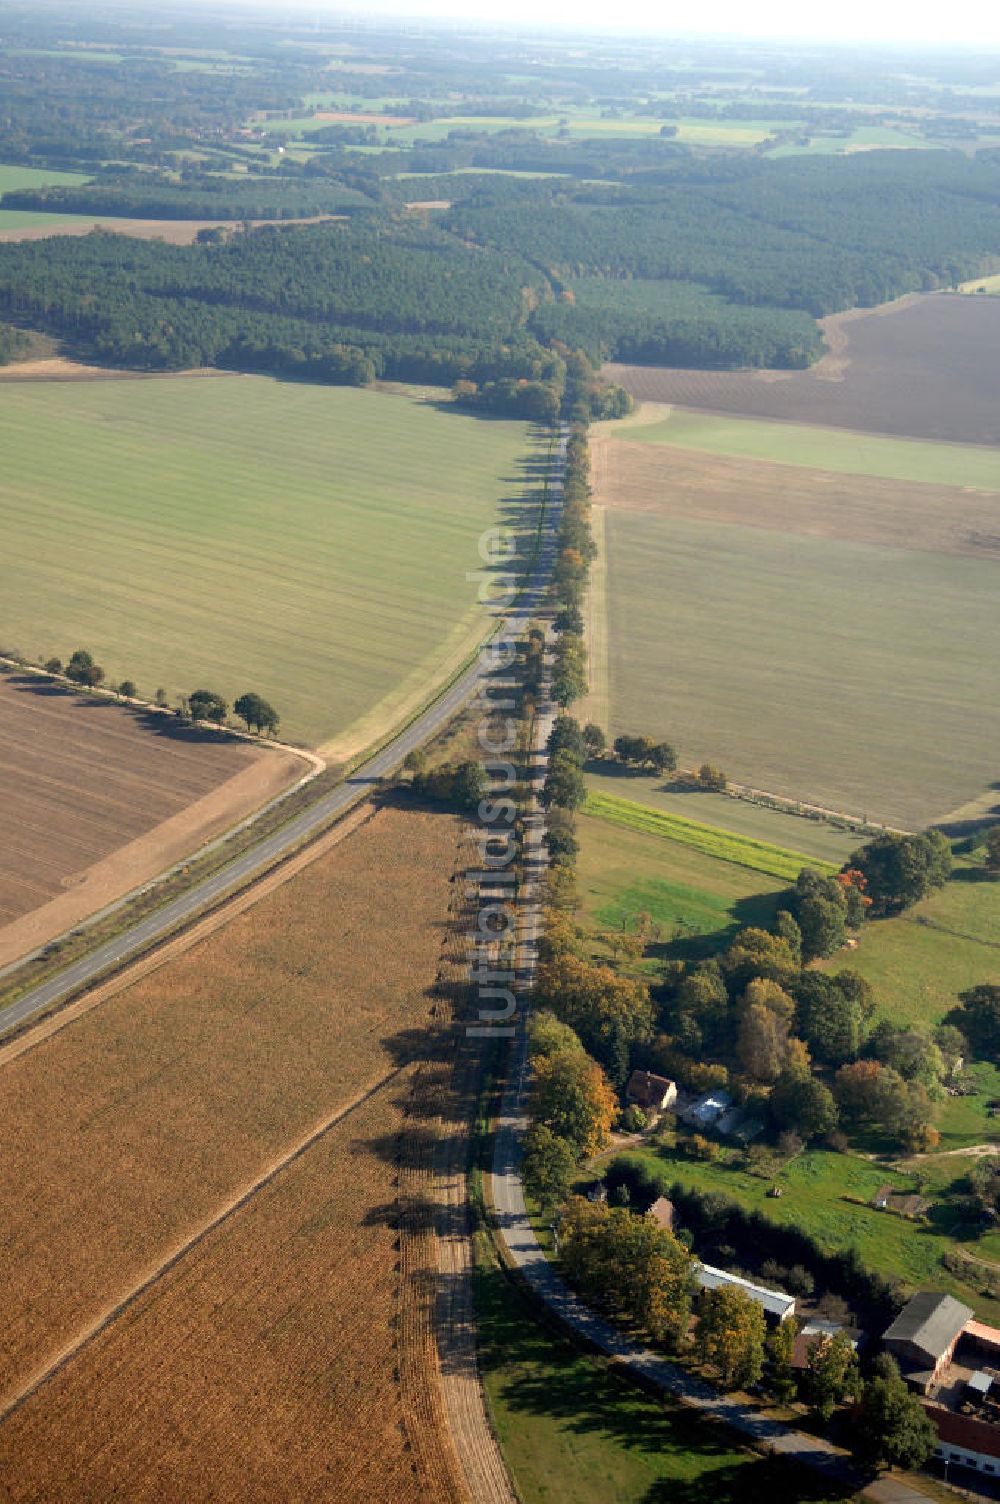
[[488, 684, 937, 1504], [0, 432, 565, 1041]]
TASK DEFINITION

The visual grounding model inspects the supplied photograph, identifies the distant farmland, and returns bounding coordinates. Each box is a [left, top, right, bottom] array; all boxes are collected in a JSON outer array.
[[0, 378, 533, 750], [607, 293, 1000, 446]]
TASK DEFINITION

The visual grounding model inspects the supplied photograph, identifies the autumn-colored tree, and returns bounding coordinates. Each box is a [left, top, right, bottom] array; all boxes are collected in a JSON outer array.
[[767, 1316, 798, 1402], [737, 1001, 789, 1082], [694, 1285, 766, 1389], [801, 1331, 860, 1422], [528, 1009, 584, 1062], [536, 953, 654, 1077], [531, 1047, 617, 1156], [721, 928, 800, 994], [742, 977, 796, 1026], [558, 1198, 693, 1350], [834, 1059, 885, 1124]]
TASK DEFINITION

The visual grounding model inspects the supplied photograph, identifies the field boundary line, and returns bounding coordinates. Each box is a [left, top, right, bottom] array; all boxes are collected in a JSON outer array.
[[0, 1061, 412, 1426], [0, 800, 378, 1067], [583, 788, 835, 880]]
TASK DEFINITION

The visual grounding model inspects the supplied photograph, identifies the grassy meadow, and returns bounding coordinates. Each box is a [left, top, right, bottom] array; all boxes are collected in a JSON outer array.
[[621, 407, 1000, 490], [958, 271, 1000, 295], [575, 809, 791, 966], [603, 512, 1000, 827], [0, 164, 92, 195], [609, 1138, 1000, 1325], [0, 378, 534, 749]]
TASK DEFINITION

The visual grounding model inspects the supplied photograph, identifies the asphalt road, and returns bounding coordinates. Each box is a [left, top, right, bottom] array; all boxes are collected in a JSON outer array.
[[0, 435, 564, 1041]]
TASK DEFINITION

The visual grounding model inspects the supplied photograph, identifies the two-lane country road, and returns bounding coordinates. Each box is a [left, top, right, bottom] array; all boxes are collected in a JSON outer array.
[[0, 431, 565, 1041]]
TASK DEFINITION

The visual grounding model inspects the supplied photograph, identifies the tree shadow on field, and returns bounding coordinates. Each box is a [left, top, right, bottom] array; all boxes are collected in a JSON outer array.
[[4, 672, 249, 749], [644, 890, 784, 967], [473, 1259, 854, 1504]]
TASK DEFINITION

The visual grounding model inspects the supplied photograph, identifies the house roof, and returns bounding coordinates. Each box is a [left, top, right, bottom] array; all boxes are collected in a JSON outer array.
[[695, 1262, 795, 1321], [684, 1090, 732, 1126], [647, 1196, 675, 1231], [792, 1323, 861, 1370], [883, 1291, 973, 1362], [931, 1407, 1000, 1459], [625, 1070, 675, 1109]]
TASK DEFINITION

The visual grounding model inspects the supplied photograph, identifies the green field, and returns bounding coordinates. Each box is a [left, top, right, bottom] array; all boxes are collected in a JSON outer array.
[[585, 770, 861, 866], [584, 789, 833, 881], [476, 1247, 853, 1504], [605, 513, 1000, 827], [958, 271, 1000, 295], [0, 164, 92, 196], [576, 810, 788, 964], [624, 407, 1000, 491], [818, 856, 1000, 1030], [0, 379, 534, 749], [612, 1139, 1000, 1324]]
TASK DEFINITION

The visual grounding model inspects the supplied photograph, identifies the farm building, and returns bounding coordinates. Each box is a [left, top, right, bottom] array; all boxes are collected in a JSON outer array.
[[930, 1410, 1000, 1478], [882, 1292, 974, 1393], [625, 1070, 677, 1117], [695, 1263, 796, 1323], [872, 1186, 931, 1218], [683, 1090, 732, 1130], [646, 1196, 676, 1232]]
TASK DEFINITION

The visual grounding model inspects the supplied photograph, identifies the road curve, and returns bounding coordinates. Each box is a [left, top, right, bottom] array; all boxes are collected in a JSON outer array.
[[0, 433, 564, 1041]]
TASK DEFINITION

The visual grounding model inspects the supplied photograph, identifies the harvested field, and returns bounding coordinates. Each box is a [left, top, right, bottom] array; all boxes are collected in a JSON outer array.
[[592, 437, 1000, 558], [607, 293, 1000, 445], [0, 672, 302, 965], [0, 803, 465, 1441], [0, 1077, 468, 1504], [603, 510, 1000, 826]]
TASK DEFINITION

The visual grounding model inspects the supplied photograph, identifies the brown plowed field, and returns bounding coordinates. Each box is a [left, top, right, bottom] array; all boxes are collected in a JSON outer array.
[[0, 803, 469, 1499], [0, 672, 302, 964], [0, 1078, 466, 1504], [607, 293, 1000, 445], [592, 438, 1000, 558]]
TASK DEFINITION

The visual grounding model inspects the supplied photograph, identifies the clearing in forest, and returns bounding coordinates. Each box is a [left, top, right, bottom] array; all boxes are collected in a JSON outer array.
[[0, 378, 534, 749]]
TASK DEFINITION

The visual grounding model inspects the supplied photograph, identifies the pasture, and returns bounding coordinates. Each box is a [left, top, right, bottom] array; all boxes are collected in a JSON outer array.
[[616, 406, 1000, 490], [606, 293, 1000, 446], [575, 809, 788, 964], [0, 804, 466, 1495], [817, 853, 1000, 1032], [603, 510, 1000, 827], [959, 271, 1000, 295], [0, 379, 533, 751], [0, 671, 301, 966], [0, 164, 91, 195]]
